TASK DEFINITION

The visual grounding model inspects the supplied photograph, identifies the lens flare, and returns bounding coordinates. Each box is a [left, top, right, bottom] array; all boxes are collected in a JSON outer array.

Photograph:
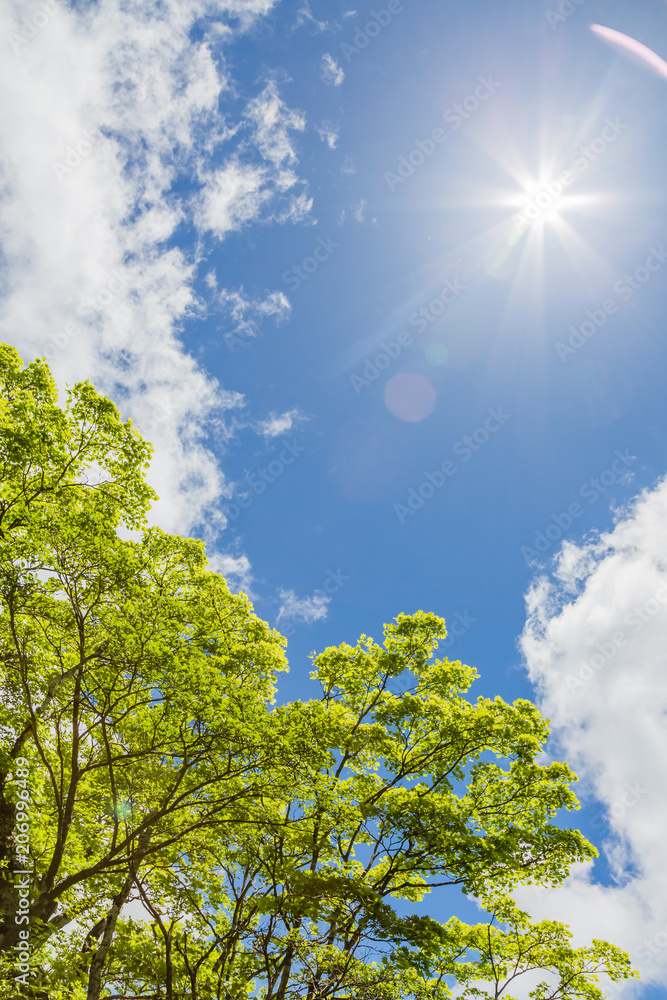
[[385, 373, 436, 422], [591, 24, 667, 80], [425, 343, 449, 366]]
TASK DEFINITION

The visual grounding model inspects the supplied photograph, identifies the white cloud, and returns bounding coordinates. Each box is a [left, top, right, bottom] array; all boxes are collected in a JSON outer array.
[[277, 588, 330, 625], [293, 3, 334, 33], [273, 189, 314, 225], [321, 53, 344, 86], [352, 198, 366, 222], [518, 476, 667, 992], [207, 552, 254, 595], [317, 123, 339, 148], [195, 81, 311, 238], [245, 80, 306, 168], [196, 160, 273, 239], [0, 0, 306, 543], [256, 407, 307, 438], [217, 288, 290, 351]]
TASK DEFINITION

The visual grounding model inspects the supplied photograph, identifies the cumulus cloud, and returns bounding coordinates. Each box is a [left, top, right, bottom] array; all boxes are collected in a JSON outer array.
[[321, 53, 345, 86], [517, 476, 667, 993], [277, 588, 330, 625], [0, 0, 306, 541]]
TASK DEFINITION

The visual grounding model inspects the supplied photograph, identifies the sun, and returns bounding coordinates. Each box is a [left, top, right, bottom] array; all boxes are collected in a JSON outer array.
[[510, 167, 591, 233]]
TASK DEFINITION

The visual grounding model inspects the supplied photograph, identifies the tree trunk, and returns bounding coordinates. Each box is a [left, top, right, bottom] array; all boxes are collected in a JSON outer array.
[[85, 871, 133, 1000]]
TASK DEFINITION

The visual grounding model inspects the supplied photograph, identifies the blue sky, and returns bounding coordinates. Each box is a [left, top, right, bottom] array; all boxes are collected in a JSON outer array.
[[3, 0, 667, 994]]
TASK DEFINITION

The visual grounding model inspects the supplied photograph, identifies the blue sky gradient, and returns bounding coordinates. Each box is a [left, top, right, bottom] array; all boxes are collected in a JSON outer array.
[[3, 0, 667, 994]]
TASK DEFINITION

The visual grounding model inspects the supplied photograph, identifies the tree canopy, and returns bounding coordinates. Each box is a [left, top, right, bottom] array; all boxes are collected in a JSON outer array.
[[0, 343, 637, 999]]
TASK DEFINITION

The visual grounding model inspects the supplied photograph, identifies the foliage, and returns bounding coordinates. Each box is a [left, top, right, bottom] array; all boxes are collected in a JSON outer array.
[[0, 345, 638, 999]]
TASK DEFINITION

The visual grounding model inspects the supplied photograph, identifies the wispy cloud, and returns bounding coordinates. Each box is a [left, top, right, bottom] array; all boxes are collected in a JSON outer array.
[[293, 2, 334, 33], [317, 124, 339, 148], [352, 198, 367, 222], [217, 288, 291, 351], [277, 588, 330, 625], [196, 81, 310, 239], [256, 407, 307, 438], [321, 53, 345, 86], [245, 80, 306, 167]]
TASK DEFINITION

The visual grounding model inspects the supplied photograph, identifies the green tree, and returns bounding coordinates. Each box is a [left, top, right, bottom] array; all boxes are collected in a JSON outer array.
[[0, 344, 638, 999], [95, 614, 635, 999], [0, 345, 288, 998]]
